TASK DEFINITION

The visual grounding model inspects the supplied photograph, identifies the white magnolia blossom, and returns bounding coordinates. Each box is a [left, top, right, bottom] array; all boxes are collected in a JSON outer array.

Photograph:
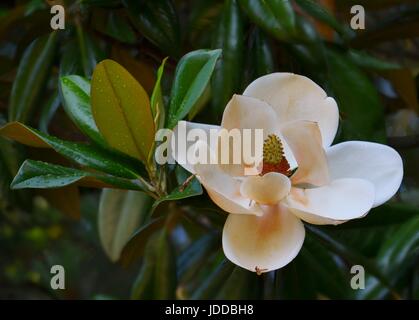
[[171, 73, 404, 273]]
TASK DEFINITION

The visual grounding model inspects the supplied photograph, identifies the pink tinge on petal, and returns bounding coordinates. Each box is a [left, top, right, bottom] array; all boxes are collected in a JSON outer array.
[[280, 120, 329, 187], [222, 204, 305, 272]]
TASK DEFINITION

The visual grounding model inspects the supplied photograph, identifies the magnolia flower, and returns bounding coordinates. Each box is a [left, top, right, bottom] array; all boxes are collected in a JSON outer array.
[[171, 73, 403, 273]]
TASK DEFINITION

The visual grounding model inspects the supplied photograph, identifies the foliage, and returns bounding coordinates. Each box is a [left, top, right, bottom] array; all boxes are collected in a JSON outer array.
[[0, 0, 418, 299]]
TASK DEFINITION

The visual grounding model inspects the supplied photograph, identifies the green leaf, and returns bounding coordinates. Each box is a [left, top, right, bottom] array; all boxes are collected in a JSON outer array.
[[99, 189, 152, 262], [150, 57, 168, 130], [91, 59, 155, 163], [39, 92, 60, 133], [10, 160, 150, 192], [131, 229, 176, 299], [0, 122, 145, 180], [191, 259, 235, 299], [274, 254, 317, 299], [76, 27, 106, 77], [347, 50, 401, 71], [188, 84, 211, 121], [119, 216, 166, 266], [328, 202, 419, 229], [60, 75, 106, 146], [154, 229, 177, 299], [123, 0, 181, 57], [295, 0, 346, 36], [131, 232, 158, 299], [306, 225, 395, 292], [11, 160, 88, 189], [251, 29, 275, 78], [59, 39, 84, 76], [325, 49, 386, 142], [9, 32, 58, 123], [216, 267, 261, 299], [239, 0, 296, 41], [357, 217, 419, 299], [303, 234, 351, 299], [152, 166, 203, 214], [177, 233, 219, 283], [211, 0, 245, 119], [167, 49, 221, 129], [93, 10, 137, 44]]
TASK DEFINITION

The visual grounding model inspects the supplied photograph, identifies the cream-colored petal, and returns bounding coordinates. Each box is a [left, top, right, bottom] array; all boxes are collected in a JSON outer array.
[[206, 187, 262, 215], [194, 141, 263, 215], [280, 120, 329, 186], [222, 204, 305, 273], [243, 73, 339, 147], [286, 178, 375, 225], [218, 95, 281, 177], [326, 141, 403, 207], [169, 121, 220, 174], [221, 94, 279, 136], [240, 172, 291, 205]]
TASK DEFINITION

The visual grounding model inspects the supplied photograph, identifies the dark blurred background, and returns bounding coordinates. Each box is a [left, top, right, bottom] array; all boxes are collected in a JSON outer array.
[[0, 0, 418, 299]]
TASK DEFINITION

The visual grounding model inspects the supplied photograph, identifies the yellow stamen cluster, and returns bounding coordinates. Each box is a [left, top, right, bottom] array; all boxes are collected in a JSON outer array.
[[263, 134, 284, 165]]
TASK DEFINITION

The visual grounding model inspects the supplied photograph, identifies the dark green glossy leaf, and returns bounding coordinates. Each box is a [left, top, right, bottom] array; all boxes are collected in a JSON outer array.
[[216, 267, 261, 299], [295, 0, 347, 36], [152, 167, 203, 214], [131, 232, 158, 299], [10, 159, 150, 192], [274, 253, 317, 299], [11, 159, 89, 189], [188, 0, 224, 47], [302, 234, 351, 299], [119, 216, 166, 266], [247, 29, 275, 81], [167, 49, 221, 129], [0, 122, 146, 180], [325, 49, 386, 142], [211, 0, 244, 119], [93, 10, 137, 44], [239, 0, 296, 41], [59, 39, 84, 76], [60, 75, 106, 146], [357, 217, 419, 299], [39, 92, 60, 133], [177, 232, 219, 283], [130, 229, 176, 299], [191, 259, 235, 299], [348, 50, 400, 71], [76, 27, 106, 77], [328, 202, 419, 229], [306, 225, 395, 293], [9, 32, 57, 123], [154, 229, 177, 299], [123, 0, 181, 57]]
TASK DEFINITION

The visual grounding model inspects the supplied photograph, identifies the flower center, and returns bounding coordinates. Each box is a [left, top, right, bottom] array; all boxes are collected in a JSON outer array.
[[261, 134, 291, 176]]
